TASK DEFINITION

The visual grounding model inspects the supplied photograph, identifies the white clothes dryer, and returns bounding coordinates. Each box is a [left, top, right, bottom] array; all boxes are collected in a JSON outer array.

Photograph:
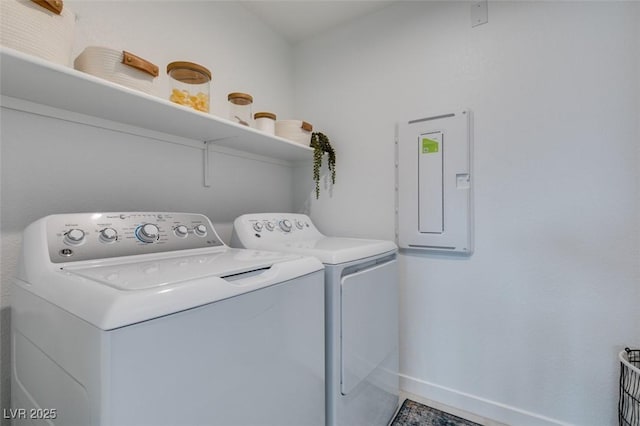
[[231, 213, 399, 426], [11, 212, 325, 426]]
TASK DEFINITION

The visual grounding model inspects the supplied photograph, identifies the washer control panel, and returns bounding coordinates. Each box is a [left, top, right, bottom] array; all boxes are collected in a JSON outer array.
[[47, 212, 223, 263], [232, 213, 324, 245]]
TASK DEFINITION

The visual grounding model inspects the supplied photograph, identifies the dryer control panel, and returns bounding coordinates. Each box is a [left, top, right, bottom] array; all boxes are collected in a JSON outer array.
[[232, 213, 324, 245], [46, 212, 223, 263]]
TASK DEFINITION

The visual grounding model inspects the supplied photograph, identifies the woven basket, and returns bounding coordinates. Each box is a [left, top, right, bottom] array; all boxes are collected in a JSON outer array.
[[0, 0, 75, 66], [620, 348, 640, 426], [74, 47, 159, 95]]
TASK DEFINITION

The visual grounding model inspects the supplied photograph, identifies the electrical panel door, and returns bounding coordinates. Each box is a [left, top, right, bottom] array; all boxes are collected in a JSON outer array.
[[396, 110, 473, 254]]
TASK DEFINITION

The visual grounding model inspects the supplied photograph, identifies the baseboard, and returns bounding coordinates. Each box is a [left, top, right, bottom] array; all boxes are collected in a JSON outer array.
[[399, 374, 572, 426]]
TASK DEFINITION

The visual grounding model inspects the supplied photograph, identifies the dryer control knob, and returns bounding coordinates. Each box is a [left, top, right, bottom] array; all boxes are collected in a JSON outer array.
[[295, 220, 304, 230], [279, 219, 292, 232], [64, 229, 85, 245], [253, 222, 264, 232], [194, 224, 207, 237], [99, 227, 118, 243], [174, 225, 188, 238], [136, 223, 160, 243], [265, 221, 275, 231]]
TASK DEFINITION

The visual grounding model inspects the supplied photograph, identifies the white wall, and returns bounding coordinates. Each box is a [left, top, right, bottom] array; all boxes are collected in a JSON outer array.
[[294, 1, 640, 425], [0, 1, 295, 417], [69, 0, 295, 118]]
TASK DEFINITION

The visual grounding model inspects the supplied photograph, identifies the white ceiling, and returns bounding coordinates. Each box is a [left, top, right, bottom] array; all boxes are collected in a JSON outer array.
[[241, 1, 396, 43]]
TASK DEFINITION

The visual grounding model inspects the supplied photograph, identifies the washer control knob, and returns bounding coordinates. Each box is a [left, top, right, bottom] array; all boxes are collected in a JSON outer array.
[[174, 225, 188, 238], [194, 224, 207, 237], [265, 221, 275, 231], [64, 229, 85, 245], [99, 227, 118, 243], [253, 222, 264, 232], [279, 219, 292, 232], [136, 223, 160, 243], [295, 220, 304, 230]]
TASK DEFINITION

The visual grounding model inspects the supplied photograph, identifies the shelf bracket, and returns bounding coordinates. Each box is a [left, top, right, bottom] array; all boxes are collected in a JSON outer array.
[[203, 141, 211, 187]]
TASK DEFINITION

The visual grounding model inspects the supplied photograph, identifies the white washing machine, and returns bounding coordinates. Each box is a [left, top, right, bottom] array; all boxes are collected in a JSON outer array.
[[231, 213, 399, 426], [11, 212, 325, 426]]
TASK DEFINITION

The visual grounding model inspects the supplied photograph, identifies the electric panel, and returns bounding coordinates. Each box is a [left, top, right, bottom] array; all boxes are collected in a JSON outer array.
[[396, 110, 473, 254]]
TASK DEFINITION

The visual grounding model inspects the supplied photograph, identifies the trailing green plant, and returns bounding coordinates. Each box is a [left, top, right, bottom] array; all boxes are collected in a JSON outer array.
[[310, 132, 336, 199]]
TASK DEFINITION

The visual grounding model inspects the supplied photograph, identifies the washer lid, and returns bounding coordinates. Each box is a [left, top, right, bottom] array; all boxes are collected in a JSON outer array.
[[64, 248, 300, 290], [264, 237, 397, 265], [17, 247, 323, 331]]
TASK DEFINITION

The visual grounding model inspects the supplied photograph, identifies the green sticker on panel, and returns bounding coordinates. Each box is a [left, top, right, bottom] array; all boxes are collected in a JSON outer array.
[[422, 138, 439, 154]]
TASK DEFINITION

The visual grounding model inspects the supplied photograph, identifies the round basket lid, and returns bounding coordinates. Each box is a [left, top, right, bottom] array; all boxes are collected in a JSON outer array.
[[166, 61, 211, 83], [228, 92, 253, 105]]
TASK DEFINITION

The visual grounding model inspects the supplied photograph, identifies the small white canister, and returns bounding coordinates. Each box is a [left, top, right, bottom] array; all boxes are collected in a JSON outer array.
[[254, 112, 276, 135], [1, 0, 76, 66]]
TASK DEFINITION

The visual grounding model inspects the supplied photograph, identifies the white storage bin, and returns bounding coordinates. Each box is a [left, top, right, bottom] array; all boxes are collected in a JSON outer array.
[[275, 120, 313, 145], [74, 47, 159, 94], [1, 0, 75, 67]]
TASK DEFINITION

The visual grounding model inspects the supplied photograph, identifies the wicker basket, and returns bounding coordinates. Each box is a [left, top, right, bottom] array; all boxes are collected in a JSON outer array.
[[0, 0, 75, 66], [620, 348, 640, 426], [74, 47, 159, 95]]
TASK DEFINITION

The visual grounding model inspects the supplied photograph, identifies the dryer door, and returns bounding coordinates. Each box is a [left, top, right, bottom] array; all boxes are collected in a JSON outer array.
[[341, 257, 398, 395]]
